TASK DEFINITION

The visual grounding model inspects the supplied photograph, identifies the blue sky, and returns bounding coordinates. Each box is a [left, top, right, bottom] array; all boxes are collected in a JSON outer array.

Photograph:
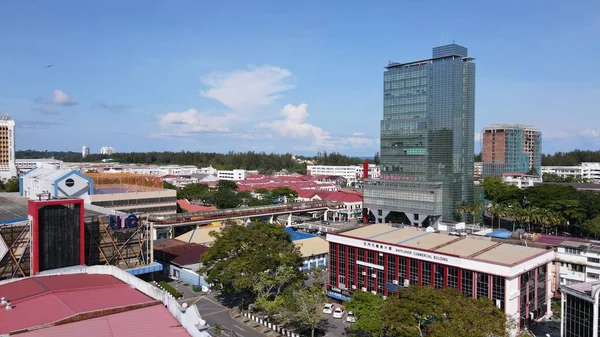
[[1, 0, 599, 156]]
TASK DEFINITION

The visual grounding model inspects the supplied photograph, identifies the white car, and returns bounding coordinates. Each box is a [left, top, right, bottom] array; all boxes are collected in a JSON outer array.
[[346, 311, 356, 323], [323, 303, 334, 314], [332, 308, 344, 319]]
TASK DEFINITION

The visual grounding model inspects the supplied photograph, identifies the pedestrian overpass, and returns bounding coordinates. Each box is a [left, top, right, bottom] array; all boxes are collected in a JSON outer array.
[[147, 200, 344, 229]]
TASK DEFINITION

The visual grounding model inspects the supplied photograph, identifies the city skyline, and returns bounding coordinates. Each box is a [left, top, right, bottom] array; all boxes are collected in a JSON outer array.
[[1, 1, 599, 155]]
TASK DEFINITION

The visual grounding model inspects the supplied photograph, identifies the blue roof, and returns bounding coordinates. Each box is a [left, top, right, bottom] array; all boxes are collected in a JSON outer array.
[[485, 230, 512, 239], [285, 227, 316, 241], [126, 262, 163, 276], [0, 217, 28, 225]]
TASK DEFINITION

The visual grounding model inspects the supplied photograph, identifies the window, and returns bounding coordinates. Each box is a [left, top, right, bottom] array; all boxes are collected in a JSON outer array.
[[462, 270, 473, 298], [477, 273, 489, 299], [492, 276, 505, 311], [537, 265, 547, 310], [588, 257, 600, 264], [587, 272, 600, 279], [434, 265, 444, 288], [447, 267, 458, 289], [367, 250, 374, 264], [398, 257, 407, 281], [65, 178, 75, 187], [410, 259, 419, 285], [564, 294, 594, 337], [422, 262, 431, 285], [564, 247, 582, 255], [387, 255, 396, 282]]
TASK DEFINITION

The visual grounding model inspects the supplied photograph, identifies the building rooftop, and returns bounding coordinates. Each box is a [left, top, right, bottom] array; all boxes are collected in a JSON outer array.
[[176, 226, 223, 245], [155, 243, 210, 266], [285, 227, 317, 241], [483, 124, 540, 132], [0, 195, 101, 224], [562, 280, 600, 298], [177, 199, 217, 212], [294, 236, 329, 258], [0, 273, 190, 336], [335, 224, 550, 266]]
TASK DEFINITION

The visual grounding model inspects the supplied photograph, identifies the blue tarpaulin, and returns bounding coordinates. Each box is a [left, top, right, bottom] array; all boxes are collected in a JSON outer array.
[[485, 230, 512, 239], [285, 227, 316, 241]]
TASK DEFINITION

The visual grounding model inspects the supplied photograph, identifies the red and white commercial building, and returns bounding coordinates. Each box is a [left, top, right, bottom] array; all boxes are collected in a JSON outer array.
[[326, 224, 555, 336]]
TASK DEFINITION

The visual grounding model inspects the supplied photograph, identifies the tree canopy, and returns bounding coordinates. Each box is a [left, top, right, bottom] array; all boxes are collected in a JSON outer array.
[[0, 178, 19, 192], [346, 286, 507, 337], [199, 222, 304, 301]]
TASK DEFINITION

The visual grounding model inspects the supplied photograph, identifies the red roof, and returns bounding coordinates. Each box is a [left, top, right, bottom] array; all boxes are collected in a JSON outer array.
[[534, 234, 588, 246], [17, 304, 188, 337], [177, 199, 217, 212], [155, 243, 210, 266], [297, 190, 362, 203], [153, 238, 188, 250], [0, 274, 156, 335]]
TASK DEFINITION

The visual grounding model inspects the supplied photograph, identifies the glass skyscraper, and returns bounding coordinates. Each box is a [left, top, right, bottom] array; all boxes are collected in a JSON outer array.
[[364, 44, 475, 224]]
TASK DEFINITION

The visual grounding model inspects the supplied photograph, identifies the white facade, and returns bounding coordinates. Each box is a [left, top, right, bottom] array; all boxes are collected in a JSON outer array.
[[198, 165, 218, 175], [503, 174, 542, 188], [15, 159, 64, 174], [557, 242, 600, 286], [0, 115, 17, 181], [542, 163, 600, 182], [307, 164, 381, 184], [19, 165, 94, 201], [82, 146, 89, 158], [100, 146, 116, 155], [217, 169, 248, 181]]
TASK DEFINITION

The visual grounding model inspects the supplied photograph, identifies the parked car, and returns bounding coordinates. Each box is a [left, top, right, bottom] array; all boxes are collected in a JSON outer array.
[[323, 303, 334, 314], [332, 308, 344, 319], [346, 311, 356, 323]]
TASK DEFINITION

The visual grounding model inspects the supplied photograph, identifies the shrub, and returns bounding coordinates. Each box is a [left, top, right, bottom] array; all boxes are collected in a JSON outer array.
[[159, 281, 182, 298]]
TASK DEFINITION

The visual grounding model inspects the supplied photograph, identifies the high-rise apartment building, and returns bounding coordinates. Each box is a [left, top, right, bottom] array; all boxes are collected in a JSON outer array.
[[0, 114, 17, 181], [363, 44, 475, 225], [482, 124, 541, 177], [82, 145, 89, 158], [100, 146, 116, 155]]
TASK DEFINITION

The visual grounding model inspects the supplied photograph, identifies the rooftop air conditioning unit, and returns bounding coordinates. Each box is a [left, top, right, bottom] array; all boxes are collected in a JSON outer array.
[[392, 280, 399, 285]]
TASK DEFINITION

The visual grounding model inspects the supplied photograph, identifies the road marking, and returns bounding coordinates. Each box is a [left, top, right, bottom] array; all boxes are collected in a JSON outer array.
[[200, 308, 230, 317], [233, 324, 246, 332], [201, 295, 227, 309]]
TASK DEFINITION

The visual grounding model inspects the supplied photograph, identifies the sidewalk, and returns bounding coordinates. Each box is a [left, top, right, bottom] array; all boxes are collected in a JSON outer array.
[[229, 308, 287, 337]]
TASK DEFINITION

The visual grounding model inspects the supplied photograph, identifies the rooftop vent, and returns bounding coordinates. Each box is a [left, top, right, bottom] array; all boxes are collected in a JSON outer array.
[[1, 297, 7, 305]]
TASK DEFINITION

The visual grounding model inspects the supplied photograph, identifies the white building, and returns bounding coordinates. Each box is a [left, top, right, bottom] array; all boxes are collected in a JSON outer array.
[[557, 240, 600, 287], [100, 146, 116, 155], [198, 165, 218, 175], [19, 164, 94, 201], [82, 145, 89, 158], [542, 163, 600, 182], [560, 281, 600, 337], [327, 224, 555, 336], [502, 173, 543, 188], [15, 158, 64, 175], [217, 169, 248, 181], [307, 164, 380, 185], [0, 114, 17, 181]]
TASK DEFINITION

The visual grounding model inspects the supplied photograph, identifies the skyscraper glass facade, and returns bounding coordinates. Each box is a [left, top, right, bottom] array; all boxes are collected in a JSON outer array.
[[376, 44, 475, 222], [482, 125, 542, 177]]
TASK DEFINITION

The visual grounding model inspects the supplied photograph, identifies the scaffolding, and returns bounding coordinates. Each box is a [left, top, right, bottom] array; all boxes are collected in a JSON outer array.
[[87, 173, 164, 193], [0, 220, 31, 280], [85, 215, 150, 269]]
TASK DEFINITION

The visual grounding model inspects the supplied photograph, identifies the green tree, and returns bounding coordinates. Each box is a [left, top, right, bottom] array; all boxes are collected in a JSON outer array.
[[271, 187, 298, 202], [4, 178, 19, 192], [282, 285, 326, 337], [217, 179, 239, 191], [200, 222, 303, 301], [177, 183, 210, 200], [584, 215, 600, 238], [481, 177, 522, 204], [213, 189, 241, 209], [163, 181, 177, 190], [345, 292, 387, 337]]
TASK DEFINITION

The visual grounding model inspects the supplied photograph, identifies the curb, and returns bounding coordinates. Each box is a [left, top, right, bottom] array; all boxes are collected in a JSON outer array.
[[229, 308, 286, 337]]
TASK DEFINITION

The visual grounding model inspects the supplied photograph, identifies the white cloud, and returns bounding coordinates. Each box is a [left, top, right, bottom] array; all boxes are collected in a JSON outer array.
[[32, 106, 59, 115], [352, 132, 365, 137], [51, 89, 77, 106], [343, 134, 376, 148], [95, 101, 132, 112], [474, 132, 482, 142], [200, 65, 294, 111], [159, 108, 233, 135], [259, 103, 330, 144], [580, 129, 600, 137]]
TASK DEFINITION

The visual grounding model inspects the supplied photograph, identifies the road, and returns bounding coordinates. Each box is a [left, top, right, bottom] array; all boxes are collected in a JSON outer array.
[[178, 292, 266, 337]]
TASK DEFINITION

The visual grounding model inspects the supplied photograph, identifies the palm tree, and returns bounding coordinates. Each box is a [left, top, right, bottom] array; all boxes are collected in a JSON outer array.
[[489, 204, 503, 229], [456, 201, 469, 222]]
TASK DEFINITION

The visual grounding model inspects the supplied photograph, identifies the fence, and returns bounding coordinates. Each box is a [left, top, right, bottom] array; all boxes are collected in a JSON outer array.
[[241, 311, 301, 337]]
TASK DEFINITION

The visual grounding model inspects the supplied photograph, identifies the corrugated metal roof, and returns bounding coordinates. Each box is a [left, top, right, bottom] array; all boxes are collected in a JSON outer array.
[[0, 274, 156, 335], [285, 227, 317, 241], [16, 304, 189, 337]]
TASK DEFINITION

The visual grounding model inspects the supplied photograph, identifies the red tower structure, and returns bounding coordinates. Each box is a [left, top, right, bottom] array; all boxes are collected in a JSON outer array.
[[362, 161, 369, 224], [28, 199, 85, 275]]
